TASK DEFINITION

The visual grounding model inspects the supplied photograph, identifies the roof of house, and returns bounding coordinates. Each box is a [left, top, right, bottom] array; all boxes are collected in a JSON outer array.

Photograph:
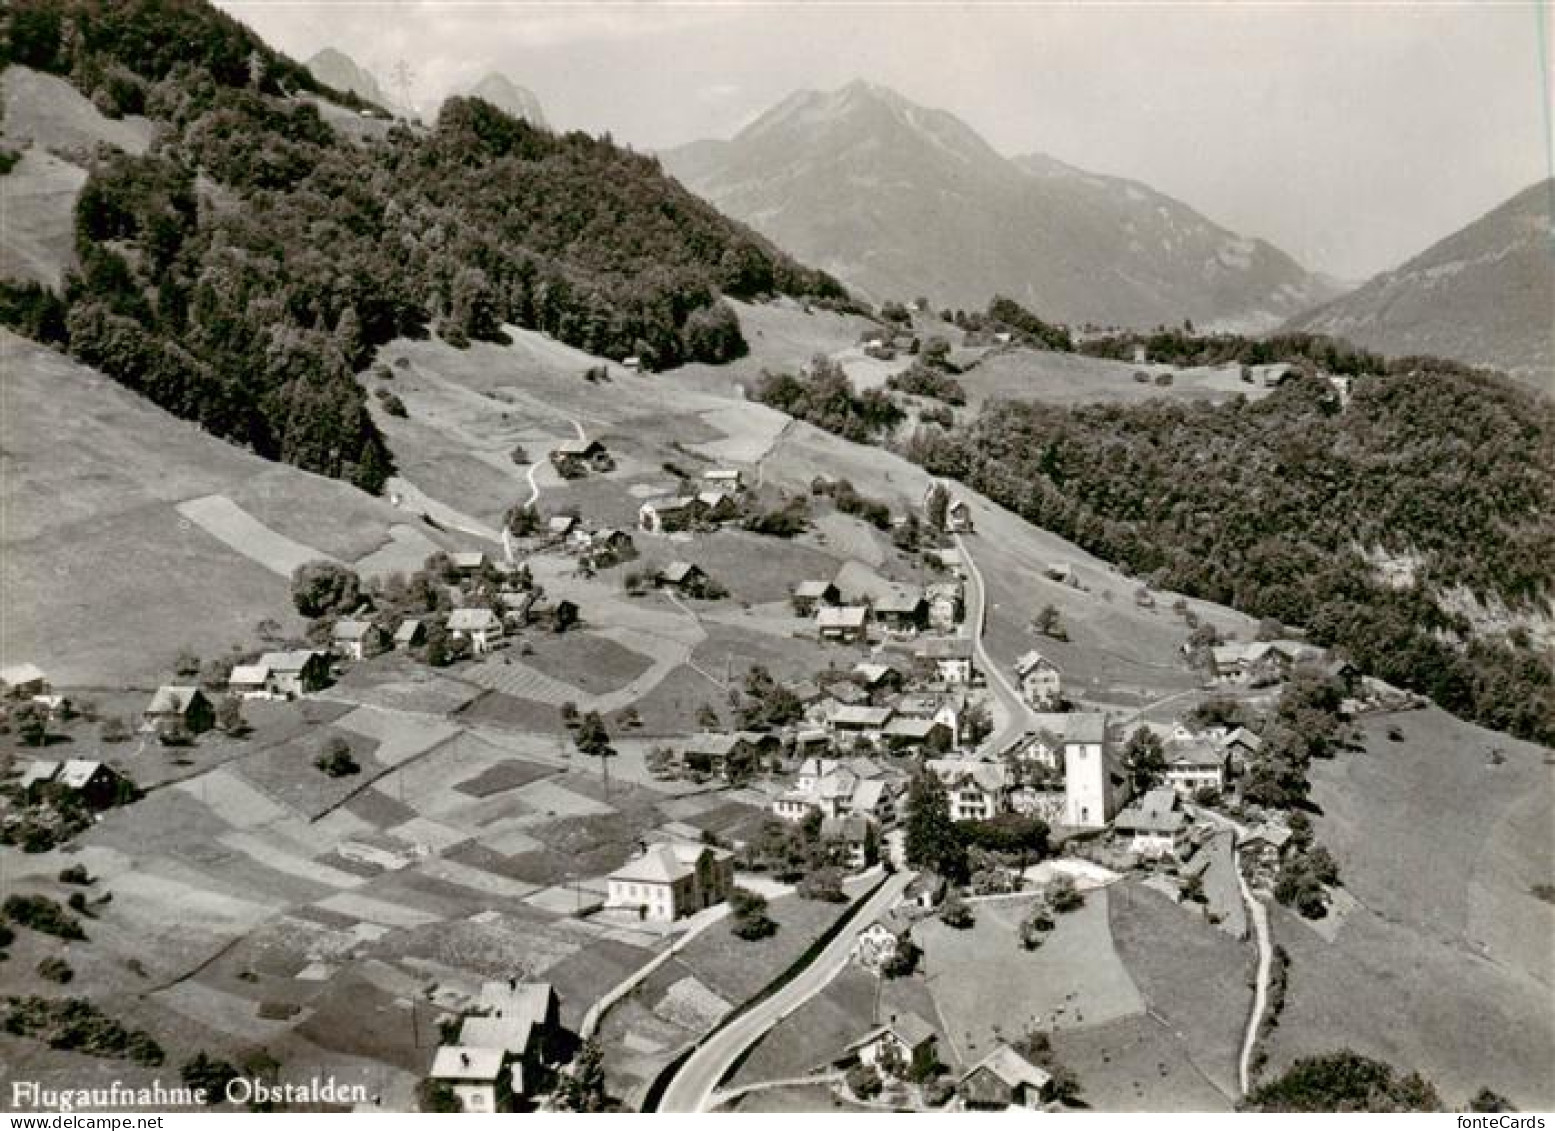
[[58, 759, 115, 789], [817, 606, 869, 629], [18, 760, 61, 789], [430, 1046, 506, 1081], [1243, 822, 1293, 849], [846, 1012, 937, 1053], [917, 635, 975, 660], [0, 663, 47, 686], [1166, 739, 1227, 769], [786, 679, 822, 703], [794, 580, 837, 599], [1223, 726, 1263, 751], [547, 515, 577, 533], [962, 1044, 1053, 1092], [821, 814, 871, 842], [258, 650, 326, 673], [642, 495, 698, 513], [798, 757, 840, 779], [1014, 650, 1057, 677], [447, 608, 502, 632], [145, 685, 205, 714], [696, 490, 734, 509], [683, 732, 744, 757], [451, 551, 487, 569], [849, 778, 890, 813], [554, 438, 604, 456], [393, 619, 424, 641], [883, 717, 946, 740], [830, 705, 894, 728], [895, 693, 954, 718], [852, 662, 900, 686], [659, 561, 704, 584], [703, 467, 742, 481], [873, 588, 927, 615], [609, 841, 728, 885], [229, 663, 270, 685], [928, 757, 1007, 793], [1115, 787, 1186, 835], [332, 618, 378, 641], [824, 681, 869, 706]]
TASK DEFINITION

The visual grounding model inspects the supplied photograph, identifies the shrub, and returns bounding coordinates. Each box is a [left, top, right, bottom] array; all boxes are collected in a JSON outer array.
[[846, 1063, 882, 1100], [1, 996, 163, 1065], [4, 895, 86, 940], [58, 864, 93, 886], [1048, 876, 1084, 914], [374, 388, 408, 417], [938, 891, 974, 929], [313, 737, 359, 778], [181, 1052, 241, 1104], [37, 958, 73, 984]]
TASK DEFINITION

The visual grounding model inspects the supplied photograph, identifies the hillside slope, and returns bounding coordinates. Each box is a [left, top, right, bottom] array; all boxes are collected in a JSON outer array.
[[305, 46, 394, 111], [458, 73, 547, 129], [1287, 179, 1554, 387], [662, 81, 1335, 329]]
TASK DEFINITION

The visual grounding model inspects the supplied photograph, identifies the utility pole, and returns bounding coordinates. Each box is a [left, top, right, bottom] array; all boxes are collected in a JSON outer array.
[[391, 59, 415, 120]]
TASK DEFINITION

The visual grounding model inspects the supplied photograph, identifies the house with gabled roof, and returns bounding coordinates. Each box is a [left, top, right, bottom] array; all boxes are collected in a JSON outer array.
[[450, 550, 488, 576], [0, 663, 50, 700], [916, 635, 977, 685], [817, 605, 869, 643], [945, 497, 973, 533], [638, 495, 704, 534], [655, 561, 709, 596], [393, 619, 426, 650], [1015, 650, 1062, 709], [1114, 786, 1190, 858], [701, 467, 744, 490], [872, 587, 928, 636], [844, 1012, 939, 1073], [228, 663, 271, 699], [792, 579, 840, 616], [447, 607, 504, 653], [959, 1044, 1054, 1109], [430, 1047, 511, 1113], [55, 759, 129, 809], [605, 840, 734, 922], [258, 650, 331, 697], [331, 618, 387, 661], [143, 686, 214, 736], [1163, 738, 1229, 797], [927, 757, 1007, 821], [549, 438, 611, 477], [926, 580, 964, 632]]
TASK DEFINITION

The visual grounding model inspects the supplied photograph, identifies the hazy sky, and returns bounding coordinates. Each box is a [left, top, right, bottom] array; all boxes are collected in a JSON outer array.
[[216, 1, 1553, 280]]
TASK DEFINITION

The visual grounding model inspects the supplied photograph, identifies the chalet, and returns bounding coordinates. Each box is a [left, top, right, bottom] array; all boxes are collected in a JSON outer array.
[[906, 870, 946, 910], [817, 605, 869, 643], [821, 814, 873, 870], [228, 663, 271, 699], [696, 490, 740, 522], [429, 1047, 511, 1113], [656, 561, 709, 596], [586, 528, 636, 564], [882, 716, 953, 754], [1239, 823, 1293, 869], [0, 664, 49, 700], [498, 590, 538, 626], [1015, 650, 1062, 708], [638, 496, 703, 534], [546, 514, 578, 540], [258, 650, 331, 697], [1222, 726, 1262, 774], [394, 619, 427, 650], [447, 607, 504, 653], [852, 662, 904, 696], [894, 693, 962, 741], [1114, 787, 1190, 859], [945, 497, 973, 533], [827, 705, 894, 743], [959, 1045, 1054, 1110], [854, 908, 916, 972], [534, 598, 579, 632], [1044, 562, 1077, 587], [792, 580, 840, 615], [926, 581, 964, 632], [55, 760, 129, 809], [774, 759, 901, 825], [450, 551, 488, 576], [549, 438, 611, 477], [143, 686, 214, 736], [18, 759, 62, 792], [916, 636, 977, 685], [331, 619, 387, 661], [1163, 739, 1229, 797], [927, 758, 1007, 821], [844, 1013, 938, 1074], [872, 588, 928, 635], [701, 467, 744, 490], [605, 841, 734, 922], [446, 980, 562, 1106]]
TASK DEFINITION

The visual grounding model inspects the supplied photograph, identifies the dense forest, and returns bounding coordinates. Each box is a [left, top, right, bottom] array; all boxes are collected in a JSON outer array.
[[1, 0, 846, 491], [903, 369, 1555, 743]]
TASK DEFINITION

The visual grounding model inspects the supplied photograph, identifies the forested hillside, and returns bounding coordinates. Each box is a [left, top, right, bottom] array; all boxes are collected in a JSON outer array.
[[0, 0, 845, 492], [901, 370, 1555, 742]]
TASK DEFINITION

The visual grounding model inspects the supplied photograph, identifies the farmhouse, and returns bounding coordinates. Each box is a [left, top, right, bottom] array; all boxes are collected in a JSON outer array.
[[821, 814, 874, 870], [883, 716, 953, 754], [258, 650, 331, 697], [916, 636, 977, 685], [19, 759, 128, 809], [0, 663, 50, 699], [959, 1044, 1054, 1110], [585, 528, 636, 564], [695, 490, 740, 522], [450, 550, 488, 576], [1014, 650, 1062, 709], [655, 561, 709, 596], [792, 579, 840, 615], [394, 619, 426, 650], [549, 438, 611, 477], [894, 693, 962, 741], [228, 663, 271, 699], [447, 607, 504, 653], [679, 732, 777, 779], [926, 581, 964, 631], [1239, 822, 1293, 870], [827, 705, 894, 743], [945, 497, 974, 533], [638, 496, 703, 534], [604, 841, 735, 922], [872, 588, 928, 635], [143, 686, 214, 736], [331, 618, 387, 661], [844, 1013, 939, 1072], [817, 605, 870, 643], [852, 661, 905, 696], [498, 591, 538, 626], [430, 1047, 511, 1113], [1222, 726, 1262, 773], [1163, 738, 1229, 797], [546, 514, 578, 540], [927, 758, 1007, 821], [1114, 787, 1190, 858], [443, 981, 562, 1106]]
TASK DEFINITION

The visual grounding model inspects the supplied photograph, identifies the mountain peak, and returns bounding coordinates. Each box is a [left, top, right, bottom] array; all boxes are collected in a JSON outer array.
[[464, 72, 549, 129]]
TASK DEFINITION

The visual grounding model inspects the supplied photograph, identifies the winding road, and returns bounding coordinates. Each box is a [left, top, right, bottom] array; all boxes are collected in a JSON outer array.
[[953, 531, 1036, 755], [655, 869, 914, 1113]]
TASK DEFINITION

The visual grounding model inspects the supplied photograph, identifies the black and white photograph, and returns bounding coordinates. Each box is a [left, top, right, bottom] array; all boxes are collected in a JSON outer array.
[[0, 0, 1550, 1118]]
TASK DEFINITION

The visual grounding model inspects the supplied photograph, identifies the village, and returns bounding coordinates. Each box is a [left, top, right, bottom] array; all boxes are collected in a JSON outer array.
[[0, 396, 1410, 1113]]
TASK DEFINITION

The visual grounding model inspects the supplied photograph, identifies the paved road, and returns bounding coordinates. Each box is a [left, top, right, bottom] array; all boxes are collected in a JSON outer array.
[[954, 532, 1035, 756], [655, 870, 915, 1113]]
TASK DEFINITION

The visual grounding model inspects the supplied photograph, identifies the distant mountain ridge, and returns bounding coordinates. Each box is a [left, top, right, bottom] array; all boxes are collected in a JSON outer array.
[[460, 73, 547, 129], [1286, 178, 1554, 387], [662, 81, 1337, 330], [305, 47, 394, 111]]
